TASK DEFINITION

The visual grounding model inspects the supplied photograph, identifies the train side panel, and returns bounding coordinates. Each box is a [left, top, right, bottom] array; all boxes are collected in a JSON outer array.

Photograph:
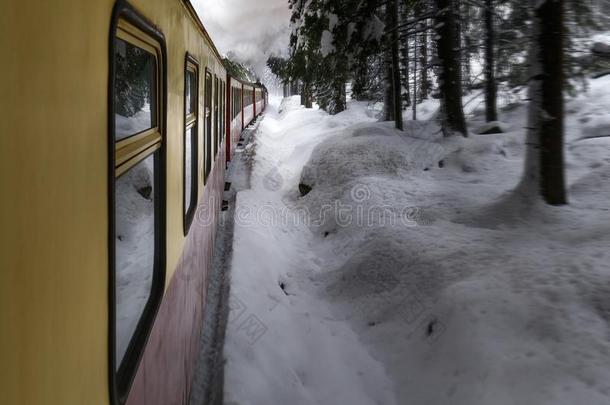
[[120, 0, 226, 404], [0, 0, 228, 404], [0, 1, 114, 404]]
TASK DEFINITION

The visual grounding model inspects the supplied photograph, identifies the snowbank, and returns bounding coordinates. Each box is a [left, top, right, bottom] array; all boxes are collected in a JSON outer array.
[[224, 78, 610, 405]]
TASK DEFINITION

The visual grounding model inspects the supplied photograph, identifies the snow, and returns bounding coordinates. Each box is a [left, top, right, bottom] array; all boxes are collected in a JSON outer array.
[[224, 75, 610, 405], [115, 154, 156, 367], [115, 105, 152, 140], [320, 30, 335, 57]]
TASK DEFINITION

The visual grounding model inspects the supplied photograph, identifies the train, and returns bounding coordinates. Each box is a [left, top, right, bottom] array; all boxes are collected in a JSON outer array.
[[0, 1, 266, 404]]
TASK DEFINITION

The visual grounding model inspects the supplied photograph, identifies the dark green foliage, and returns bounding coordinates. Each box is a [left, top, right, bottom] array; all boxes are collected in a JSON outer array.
[[222, 57, 259, 83], [493, 0, 601, 94], [277, 0, 389, 114]]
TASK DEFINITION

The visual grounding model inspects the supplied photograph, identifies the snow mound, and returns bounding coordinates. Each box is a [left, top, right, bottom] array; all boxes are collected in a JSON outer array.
[[300, 122, 444, 189], [297, 122, 445, 234], [225, 75, 610, 405], [475, 121, 510, 134]]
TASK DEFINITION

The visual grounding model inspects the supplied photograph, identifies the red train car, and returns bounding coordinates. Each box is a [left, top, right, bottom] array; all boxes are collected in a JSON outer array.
[[225, 75, 267, 162]]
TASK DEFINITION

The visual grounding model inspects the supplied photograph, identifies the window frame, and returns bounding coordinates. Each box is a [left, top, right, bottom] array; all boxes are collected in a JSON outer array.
[[222, 80, 226, 143], [183, 54, 199, 235], [108, 3, 167, 405], [204, 69, 213, 182], [213, 75, 219, 159], [114, 22, 162, 175]]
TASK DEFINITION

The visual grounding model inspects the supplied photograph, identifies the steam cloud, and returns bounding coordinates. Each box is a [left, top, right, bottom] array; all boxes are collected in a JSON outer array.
[[192, 0, 291, 81]]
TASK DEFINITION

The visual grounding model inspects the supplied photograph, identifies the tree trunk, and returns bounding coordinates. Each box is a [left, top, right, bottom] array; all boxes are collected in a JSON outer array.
[[435, 0, 468, 137], [400, 37, 411, 108], [461, 2, 471, 92], [332, 78, 346, 114], [304, 80, 313, 108], [538, 0, 567, 204], [384, 48, 394, 121], [519, 0, 567, 205], [384, 2, 401, 125], [352, 56, 369, 101], [484, 0, 498, 122], [420, 20, 429, 101], [412, 31, 418, 121], [390, 0, 403, 129], [414, 1, 429, 102], [399, 1, 411, 108]]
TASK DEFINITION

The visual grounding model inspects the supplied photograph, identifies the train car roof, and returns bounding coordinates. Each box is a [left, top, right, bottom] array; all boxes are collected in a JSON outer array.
[[182, 0, 266, 90], [182, 0, 224, 63]]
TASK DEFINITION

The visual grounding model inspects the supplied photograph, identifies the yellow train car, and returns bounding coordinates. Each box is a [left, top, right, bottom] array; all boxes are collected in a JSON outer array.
[[0, 1, 266, 404]]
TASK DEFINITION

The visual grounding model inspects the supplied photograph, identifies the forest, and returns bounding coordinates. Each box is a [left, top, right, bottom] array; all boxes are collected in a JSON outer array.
[[268, 0, 610, 205]]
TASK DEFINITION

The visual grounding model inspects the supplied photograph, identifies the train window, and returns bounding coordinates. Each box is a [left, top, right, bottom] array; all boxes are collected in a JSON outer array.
[[214, 76, 219, 159], [185, 65, 197, 116], [233, 87, 237, 119], [114, 153, 156, 365], [184, 56, 199, 234], [221, 81, 226, 142], [114, 38, 157, 141], [111, 12, 166, 404], [204, 70, 212, 182]]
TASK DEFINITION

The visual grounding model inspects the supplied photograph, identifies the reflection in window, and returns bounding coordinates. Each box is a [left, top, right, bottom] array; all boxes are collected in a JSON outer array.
[[184, 60, 198, 232], [115, 38, 157, 140], [205, 72, 213, 180], [115, 153, 155, 369], [186, 69, 197, 116], [184, 126, 195, 218]]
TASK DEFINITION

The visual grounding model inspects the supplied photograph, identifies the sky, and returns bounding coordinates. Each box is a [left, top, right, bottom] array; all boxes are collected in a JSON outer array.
[[191, 0, 291, 80]]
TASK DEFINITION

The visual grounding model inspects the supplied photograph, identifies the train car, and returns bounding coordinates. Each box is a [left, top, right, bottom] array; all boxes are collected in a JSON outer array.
[[225, 75, 267, 162], [0, 1, 265, 405]]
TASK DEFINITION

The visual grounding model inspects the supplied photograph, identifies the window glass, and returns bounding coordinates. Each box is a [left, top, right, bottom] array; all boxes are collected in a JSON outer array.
[[184, 61, 198, 231], [114, 38, 157, 141], [184, 126, 195, 216], [205, 72, 213, 180], [214, 77, 219, 157], [186, 69, 197, 116], [115, 153, 156, 368]]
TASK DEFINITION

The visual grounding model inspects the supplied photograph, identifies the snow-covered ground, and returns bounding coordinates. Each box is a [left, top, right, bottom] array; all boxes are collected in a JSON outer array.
[[223, 75, 610, 405]]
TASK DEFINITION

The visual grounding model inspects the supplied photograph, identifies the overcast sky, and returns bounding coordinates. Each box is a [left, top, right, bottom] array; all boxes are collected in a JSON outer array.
[[192, 0, 291, 78]]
